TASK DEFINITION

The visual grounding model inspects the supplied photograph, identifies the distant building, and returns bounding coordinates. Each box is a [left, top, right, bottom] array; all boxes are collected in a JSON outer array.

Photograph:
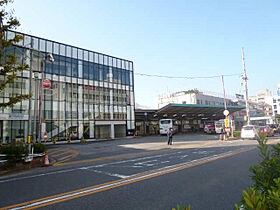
[[156, 90, 236, 109], [256, 89, 272, 103], [272, 84, 280, 116]]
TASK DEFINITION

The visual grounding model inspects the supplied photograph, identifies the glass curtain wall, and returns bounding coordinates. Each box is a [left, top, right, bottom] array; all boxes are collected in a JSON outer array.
[[1, 31, 135, 143]]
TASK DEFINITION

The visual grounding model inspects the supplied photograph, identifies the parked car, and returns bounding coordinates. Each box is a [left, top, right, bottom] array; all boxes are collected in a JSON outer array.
[[259, 125, 274, 137], [241, 125, 259, 139], [268, 124, 280, 134]]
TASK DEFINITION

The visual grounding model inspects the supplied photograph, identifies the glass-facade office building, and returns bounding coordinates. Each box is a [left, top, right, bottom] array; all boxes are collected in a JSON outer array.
[[0, 31, 135, 143]]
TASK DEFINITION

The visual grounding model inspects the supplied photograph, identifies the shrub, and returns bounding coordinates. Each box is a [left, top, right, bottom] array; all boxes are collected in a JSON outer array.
[[233, 131, 241, 138], [235, 132, 280, 209], [0, 141, 28, 165], [229, 131, 241, 138], [172, 204, 191, 210], [32, 142, 47, 153]]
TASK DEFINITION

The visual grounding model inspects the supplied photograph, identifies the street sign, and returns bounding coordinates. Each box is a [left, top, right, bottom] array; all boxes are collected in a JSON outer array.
[[44, 132, 47, 142], [28, 135, 31, 144], [225, 119, 230, 127], [223, 110, 229, 116], [225, 127, 231, 133], [43, 79, 51, 88]]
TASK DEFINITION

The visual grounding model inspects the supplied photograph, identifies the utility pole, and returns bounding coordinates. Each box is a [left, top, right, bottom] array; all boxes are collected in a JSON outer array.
[[221, 75, 227, 111], [242, 47, 250, 125]]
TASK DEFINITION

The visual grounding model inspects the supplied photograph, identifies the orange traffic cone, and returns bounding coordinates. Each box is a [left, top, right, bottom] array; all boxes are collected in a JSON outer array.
[[43, 151, 50, 167]]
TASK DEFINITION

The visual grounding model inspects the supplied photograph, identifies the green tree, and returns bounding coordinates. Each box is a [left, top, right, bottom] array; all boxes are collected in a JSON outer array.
[[0, 0, 31, 108], [184, 89, 201, 94]]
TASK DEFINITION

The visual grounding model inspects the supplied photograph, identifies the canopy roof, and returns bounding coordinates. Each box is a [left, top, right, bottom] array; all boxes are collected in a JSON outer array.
[[155, 103, 245, 120]]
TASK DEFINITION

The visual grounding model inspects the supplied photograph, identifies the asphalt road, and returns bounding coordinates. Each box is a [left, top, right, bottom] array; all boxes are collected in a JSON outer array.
[[0, 134, 279, 210]]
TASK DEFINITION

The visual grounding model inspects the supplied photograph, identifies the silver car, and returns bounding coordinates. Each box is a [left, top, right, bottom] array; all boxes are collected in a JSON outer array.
[[241, 125, 259, 139]]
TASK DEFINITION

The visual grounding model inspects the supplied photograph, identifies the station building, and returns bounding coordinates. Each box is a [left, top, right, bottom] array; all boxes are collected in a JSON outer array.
[[0, 31, 135, 143]]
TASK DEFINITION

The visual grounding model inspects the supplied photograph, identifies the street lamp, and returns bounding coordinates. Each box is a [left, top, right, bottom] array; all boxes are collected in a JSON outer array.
[[28, 51, 54, 145], [38, 53, 54, 142]]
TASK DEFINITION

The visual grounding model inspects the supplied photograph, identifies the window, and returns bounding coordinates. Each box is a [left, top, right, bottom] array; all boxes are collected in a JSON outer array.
[[83, 61, 89, 79], [89, 63, 94, 80], [160, 120, 171, 124], [72, 58, 78, 77], [78, 60, 83, 78]]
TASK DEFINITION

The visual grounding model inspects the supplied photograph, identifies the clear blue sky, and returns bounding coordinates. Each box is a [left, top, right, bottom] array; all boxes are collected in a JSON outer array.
[[9, 0, 280, 108]]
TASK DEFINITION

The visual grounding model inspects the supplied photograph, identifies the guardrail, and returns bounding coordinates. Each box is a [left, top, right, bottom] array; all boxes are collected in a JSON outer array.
[[0, 153, 45, 164]]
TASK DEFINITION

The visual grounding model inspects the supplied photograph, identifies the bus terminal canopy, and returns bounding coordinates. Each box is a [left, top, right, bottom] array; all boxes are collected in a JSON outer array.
[[155, 103, 245, 121]]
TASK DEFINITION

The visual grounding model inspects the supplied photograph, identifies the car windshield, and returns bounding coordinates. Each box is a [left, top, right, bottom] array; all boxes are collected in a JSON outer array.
[[215, 122, 223, 127], [160, 120, 171, 124], [242, 126, 255, 130]]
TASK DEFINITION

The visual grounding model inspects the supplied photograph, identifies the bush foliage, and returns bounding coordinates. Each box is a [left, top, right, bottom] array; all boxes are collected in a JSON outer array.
[[235, 132, 280, 209], [32, 142, 47, 153], [0, 141, 28, 165]]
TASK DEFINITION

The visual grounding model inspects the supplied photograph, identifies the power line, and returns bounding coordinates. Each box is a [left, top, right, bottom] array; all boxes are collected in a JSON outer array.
[[134, 72, 242, 79]]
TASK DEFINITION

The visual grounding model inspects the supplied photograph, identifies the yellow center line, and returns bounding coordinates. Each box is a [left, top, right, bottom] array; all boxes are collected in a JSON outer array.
[[0, 146, 256, 210]]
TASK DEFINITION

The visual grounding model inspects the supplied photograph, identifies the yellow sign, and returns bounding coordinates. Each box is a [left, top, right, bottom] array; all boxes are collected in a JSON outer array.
[[28, 135, 31, 144], [225, 119, 230, 127]]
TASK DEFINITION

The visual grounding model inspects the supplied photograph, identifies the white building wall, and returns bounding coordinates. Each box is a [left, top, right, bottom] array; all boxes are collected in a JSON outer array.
[[157, 91, 232, 108], [271, 84, 280, 116]]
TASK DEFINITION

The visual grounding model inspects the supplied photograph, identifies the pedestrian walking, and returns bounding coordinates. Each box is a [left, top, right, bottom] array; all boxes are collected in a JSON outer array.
[[167, 128, 173, 145]]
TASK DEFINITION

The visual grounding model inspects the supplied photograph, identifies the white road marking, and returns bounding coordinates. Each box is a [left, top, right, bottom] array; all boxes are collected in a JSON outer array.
[[134, 159, 158, 166], [0, 149, 233, 184], [90, 151, 182, 168], [180, 155, 189, 159], [160, 161, 170, 164], [88, 169, 130, 179], [7, 150, 246, 210], [0, 168, 79, 183]]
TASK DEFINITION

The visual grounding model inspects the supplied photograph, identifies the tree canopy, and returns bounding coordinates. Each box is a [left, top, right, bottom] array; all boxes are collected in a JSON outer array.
[[0, 0, 32, 107]]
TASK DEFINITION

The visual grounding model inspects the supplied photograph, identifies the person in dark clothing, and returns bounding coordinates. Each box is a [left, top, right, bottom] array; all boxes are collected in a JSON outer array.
[[167, 128, 173, 145]]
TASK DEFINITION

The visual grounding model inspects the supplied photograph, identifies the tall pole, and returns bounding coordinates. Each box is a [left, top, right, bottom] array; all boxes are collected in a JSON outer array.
[[33, 72, 39, 142], [221, 75, 227, 111], [28, 51, 32, 151], [38, 58, 45, 143], [242, 47, 250, 125]]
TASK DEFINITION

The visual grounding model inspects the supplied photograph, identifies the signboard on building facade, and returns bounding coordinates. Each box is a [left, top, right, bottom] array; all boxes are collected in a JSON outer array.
[[235, 94, 244, 99], [0, 113, 28, 120]]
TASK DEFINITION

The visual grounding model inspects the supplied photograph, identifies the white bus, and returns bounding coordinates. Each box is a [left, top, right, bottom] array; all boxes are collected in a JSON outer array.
[[159, 119, 177, 135], [214, 120, 225, 134]]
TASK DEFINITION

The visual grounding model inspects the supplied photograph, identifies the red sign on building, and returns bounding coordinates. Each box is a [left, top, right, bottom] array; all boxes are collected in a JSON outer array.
[[84, 85, 96, 90]]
